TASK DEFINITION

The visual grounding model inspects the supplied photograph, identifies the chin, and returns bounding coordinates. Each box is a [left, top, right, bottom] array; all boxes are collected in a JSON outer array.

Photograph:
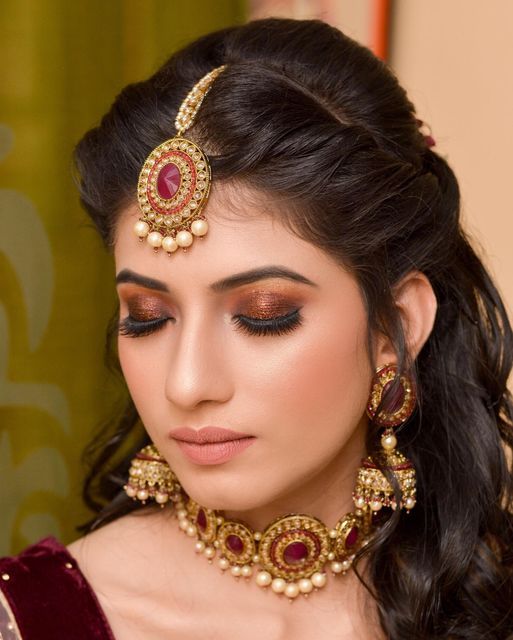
[[180, 478, 278, 514]]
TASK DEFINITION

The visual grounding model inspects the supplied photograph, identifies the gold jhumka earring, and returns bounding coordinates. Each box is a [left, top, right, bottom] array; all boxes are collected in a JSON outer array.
[[354, 363, 417, 512]]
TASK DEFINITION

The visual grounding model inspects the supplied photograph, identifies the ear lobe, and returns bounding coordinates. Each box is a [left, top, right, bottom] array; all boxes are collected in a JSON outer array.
[[375, 271, 437, 365]]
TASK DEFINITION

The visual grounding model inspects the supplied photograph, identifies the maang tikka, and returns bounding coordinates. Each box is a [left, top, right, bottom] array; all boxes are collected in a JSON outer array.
[[133, 65, 226, 254]]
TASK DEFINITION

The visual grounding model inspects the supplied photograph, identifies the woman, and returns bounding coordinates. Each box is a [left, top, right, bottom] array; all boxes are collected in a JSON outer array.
[[1, 17, 513, 639]]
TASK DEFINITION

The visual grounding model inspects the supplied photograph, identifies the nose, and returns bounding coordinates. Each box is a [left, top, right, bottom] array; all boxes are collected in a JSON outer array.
[[164, 309, 233, 411]]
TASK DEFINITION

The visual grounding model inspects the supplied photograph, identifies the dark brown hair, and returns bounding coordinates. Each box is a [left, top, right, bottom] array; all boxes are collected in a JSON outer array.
[[75, 18, 513, 638]]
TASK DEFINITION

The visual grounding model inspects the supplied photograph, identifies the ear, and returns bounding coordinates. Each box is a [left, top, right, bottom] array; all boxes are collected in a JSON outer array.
[[375, 271, 438, 365]]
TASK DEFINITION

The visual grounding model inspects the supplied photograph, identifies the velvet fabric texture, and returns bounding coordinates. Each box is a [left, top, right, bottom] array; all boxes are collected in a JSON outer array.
[[0, 537, 114, 639]]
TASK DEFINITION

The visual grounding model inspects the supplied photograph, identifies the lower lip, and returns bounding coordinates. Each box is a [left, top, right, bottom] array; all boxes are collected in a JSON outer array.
[[175, 437, 256, 465]]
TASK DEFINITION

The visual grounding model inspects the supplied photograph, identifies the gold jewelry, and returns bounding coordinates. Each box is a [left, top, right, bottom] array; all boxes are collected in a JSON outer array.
[[134, 65, 226, 254], [124, 444, 181, 504], [125, 444, 375, 601], [366, 363, 416, 427], [353, 364, 417, 512]]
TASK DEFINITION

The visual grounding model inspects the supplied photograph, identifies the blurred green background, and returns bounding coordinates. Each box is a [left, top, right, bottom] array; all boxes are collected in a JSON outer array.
[[0, 0, 246, 555]]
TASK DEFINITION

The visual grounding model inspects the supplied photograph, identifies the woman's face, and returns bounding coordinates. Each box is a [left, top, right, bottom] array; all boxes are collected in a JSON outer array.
[[114, 185, 373, 516]]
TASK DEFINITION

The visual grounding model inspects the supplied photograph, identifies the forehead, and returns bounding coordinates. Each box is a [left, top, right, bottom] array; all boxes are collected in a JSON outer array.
[[114, 184, 346, 290]]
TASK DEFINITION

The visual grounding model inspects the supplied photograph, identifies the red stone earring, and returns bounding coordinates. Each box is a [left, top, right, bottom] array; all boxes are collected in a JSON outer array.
[[352, 364, 417, 513]]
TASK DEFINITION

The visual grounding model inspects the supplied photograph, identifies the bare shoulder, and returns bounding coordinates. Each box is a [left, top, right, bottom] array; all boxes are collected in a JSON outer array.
[[67, 506, 183, 595]]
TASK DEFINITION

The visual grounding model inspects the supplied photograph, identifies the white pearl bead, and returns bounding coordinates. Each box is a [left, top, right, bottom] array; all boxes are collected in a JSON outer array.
[[241, 565, 253, 577], [329, 529, 338, 539], [341, 559, 352, 571], [125, 485, 136, 498], [331, 561, 344, 574], [311, 572, 327, 588], [136, 489, 148, 501], [155, 492, 168, 504], [179, 519, 189, 531], [218, 557, 230, 570], [284, 583, 300, 599], [271, 578, 286, 594], [252, 554, 260, 564], [162, 236, 178, 253], [177, 509, 188, 520], [194, 541, 205, 553], [381, 434, 397, 451], [134, 220, 149, 238], [405, 497, 416, 510], [204, 546, 216, 559], [370, 500, 383, 511], [147, 231, 163, 247], [186, 524, 197, 537], [175, 230, 193, 247], [191, 219, 208, 236], [354, 496, 366, 509], [230, 565, 242, 577], [328, 552, 335, 561], [256, 571, 272, 587], [298, 578, 313, 594]]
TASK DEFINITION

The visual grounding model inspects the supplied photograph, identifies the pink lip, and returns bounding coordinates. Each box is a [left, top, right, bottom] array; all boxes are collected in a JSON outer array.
[[175, 438, 255, 465], [169, 426, 252, 444], [169, 426, 256, 465]]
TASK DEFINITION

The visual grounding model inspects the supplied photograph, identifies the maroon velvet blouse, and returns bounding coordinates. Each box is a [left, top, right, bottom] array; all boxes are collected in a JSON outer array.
[[0, 537, 115, 639]]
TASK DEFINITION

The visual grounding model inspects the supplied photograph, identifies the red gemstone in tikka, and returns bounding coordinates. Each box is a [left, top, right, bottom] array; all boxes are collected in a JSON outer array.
[[156, 162, 181, 199]]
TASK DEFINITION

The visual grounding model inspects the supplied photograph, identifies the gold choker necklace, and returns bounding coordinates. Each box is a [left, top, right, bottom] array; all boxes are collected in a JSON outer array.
[[126, 445, 381, 601]]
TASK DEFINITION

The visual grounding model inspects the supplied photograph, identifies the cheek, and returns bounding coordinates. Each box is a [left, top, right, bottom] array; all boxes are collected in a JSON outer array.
[[237, 303, 371, 442], [118, 338, 162, 417]]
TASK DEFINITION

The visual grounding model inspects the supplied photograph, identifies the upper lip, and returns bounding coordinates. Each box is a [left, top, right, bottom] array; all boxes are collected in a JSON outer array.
[[169, 426, 253, 444]]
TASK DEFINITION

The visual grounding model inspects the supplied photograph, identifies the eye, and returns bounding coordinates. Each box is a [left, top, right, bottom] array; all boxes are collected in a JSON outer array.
[[232, 308, 303, 337], [118, 315, 169, 338]]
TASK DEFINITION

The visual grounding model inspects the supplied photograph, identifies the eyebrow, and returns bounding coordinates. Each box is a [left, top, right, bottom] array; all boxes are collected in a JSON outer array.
[[115, 266, 318, 293]]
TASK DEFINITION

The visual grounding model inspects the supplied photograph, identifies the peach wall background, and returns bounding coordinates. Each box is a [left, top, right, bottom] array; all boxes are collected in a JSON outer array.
[[251, 0, 513, 323]]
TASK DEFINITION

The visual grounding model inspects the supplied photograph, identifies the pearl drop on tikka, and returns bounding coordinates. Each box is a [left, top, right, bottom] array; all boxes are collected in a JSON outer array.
[[147, 231, 163, 248], [134, 220, 149, 238], [175, 230, 193, 247], [162, 236, 178, 253], [191, 219, 208, 236]]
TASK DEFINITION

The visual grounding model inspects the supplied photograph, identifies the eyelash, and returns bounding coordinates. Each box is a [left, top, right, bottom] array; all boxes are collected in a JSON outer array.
[[118, 309, 303, 338]]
